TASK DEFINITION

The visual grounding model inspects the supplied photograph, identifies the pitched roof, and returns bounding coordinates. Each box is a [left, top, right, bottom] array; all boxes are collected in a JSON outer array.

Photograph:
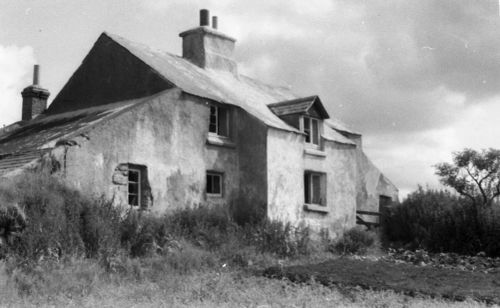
[[0, 149, 50, 176], [0, 90, 178, 155], [268, 95, 329, 118], [0, 32, 361, 160], [105, 33, 299, 133]]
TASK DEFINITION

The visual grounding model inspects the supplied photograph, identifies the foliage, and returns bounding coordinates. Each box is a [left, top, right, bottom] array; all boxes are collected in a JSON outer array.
[[435, 148, 500, 207], [383, 186, 500, 256], [334, 226, 376, 255], [0, 173, 123, 260]]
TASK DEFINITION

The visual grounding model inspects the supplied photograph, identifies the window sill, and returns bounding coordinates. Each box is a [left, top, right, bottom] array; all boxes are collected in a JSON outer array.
[[206, 134, 236, 148], [207, 193, 223, 198], [304, 203, 329, 214], [304, 148, 326, 157]]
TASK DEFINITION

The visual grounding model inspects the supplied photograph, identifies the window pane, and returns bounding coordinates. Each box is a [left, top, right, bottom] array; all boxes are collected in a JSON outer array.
[[304, 173, 310, 203], [312, 175, 321, 204], [312, 119, 319, 145], [129, 194, 138, 206], [129, 182, 139, 194], [303, 117, 311, 143], [129, 170, 139, 182], [209, 106, 217, 133], [207, 174, 213, 193], [218, 108, 228, 137], [213, 175, 221, 194], [303, 117, 310, 130]]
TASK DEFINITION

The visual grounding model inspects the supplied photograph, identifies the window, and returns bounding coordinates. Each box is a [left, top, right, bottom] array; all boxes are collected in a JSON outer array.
[[304, 172, 326, 206], [206, 172, 223, 196], [303, 116, 320, 146], [128, 168, 141, 206], [209, 105, 229, 137]]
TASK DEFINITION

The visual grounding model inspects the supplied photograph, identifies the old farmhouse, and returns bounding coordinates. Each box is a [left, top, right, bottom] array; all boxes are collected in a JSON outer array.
[[0, 10, 397, 236]]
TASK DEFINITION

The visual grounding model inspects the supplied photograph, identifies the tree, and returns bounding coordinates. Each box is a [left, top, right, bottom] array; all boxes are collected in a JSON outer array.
[[435, 148, 500, 207]]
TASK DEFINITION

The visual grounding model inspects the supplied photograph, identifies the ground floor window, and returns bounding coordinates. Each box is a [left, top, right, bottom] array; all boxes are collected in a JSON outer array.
[[206, 171, 223, 196], [128, 167, 141, 206], [304, 171, 326, 205]]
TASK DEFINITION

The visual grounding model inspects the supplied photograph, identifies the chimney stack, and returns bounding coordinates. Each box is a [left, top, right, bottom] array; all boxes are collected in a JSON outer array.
[[212, 16, 218, 30], [21, 65, 50, 121], [200, 9, 210, 26], [179, 9, 237, 74]]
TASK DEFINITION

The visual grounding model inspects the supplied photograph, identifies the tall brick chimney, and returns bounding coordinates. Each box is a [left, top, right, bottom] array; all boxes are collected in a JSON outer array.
[[21, 65, 50, 121], [179, 9, 237, 74]]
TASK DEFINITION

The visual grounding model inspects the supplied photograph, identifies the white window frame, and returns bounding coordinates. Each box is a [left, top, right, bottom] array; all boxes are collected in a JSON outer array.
[[209, 105, 229, 138], [128, 168, 141, 207], [206, 171, 223, 197], [304, 172, 326, 206], [302, 116, 320, 148]]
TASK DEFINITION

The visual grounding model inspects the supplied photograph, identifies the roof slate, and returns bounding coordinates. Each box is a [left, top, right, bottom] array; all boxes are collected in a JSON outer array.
[[268, 95, 329, 119], [106, 33, 299, 132]]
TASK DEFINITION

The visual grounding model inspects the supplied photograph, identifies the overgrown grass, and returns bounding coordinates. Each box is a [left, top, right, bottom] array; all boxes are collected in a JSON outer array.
[[0, 257, 491, 307], [383, 186, 500, 256], [0, 174, 494, 306]]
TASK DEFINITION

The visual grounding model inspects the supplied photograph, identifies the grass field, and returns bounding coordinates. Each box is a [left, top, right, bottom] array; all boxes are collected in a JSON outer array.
[[0, 256, 495, 308]]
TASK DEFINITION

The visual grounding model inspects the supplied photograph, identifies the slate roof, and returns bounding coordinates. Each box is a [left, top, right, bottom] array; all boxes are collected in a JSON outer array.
[[268, 96, 329, 119], [105, 33, 299, 133], [0, 90, 176, 156], [0, 149, 50, 176]]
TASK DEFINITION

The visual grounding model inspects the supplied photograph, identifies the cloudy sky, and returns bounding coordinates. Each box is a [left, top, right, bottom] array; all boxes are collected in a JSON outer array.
[[1, 0, 500, 198]]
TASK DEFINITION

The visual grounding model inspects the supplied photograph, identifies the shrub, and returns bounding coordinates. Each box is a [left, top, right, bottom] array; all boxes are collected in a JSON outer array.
[[334, 226, 376, 255], [383, 186, 500, 256], [247, 220, 311, 257], [0, 173, 123, 260]]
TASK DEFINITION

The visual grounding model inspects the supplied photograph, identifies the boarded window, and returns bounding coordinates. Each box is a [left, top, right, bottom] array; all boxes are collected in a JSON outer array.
[[206, 171, 223, 196], [304, 171, 326, 206]]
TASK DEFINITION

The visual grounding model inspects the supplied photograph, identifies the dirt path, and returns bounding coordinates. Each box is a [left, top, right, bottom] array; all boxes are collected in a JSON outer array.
[[264, 258, 500, 304]]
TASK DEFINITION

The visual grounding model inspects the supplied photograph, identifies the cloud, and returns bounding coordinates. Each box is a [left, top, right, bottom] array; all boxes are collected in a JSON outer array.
[[0, 45, 35, 127], [365, 93, 500, 198]]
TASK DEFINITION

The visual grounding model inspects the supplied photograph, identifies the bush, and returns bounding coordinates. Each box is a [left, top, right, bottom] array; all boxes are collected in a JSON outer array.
[[383, 186, 500, 256], [334, 226, 376, 255], [0, 173, 123, 260]]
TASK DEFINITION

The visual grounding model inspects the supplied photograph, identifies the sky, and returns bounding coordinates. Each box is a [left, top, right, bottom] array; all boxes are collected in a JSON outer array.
[[1, 0, 500, 198]]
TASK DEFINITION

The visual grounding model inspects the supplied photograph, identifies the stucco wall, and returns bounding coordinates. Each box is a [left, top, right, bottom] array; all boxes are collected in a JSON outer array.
[[266, 128, 358, 238], [61, 89, 240, 213], [355, 150, 399, 213], [236, 111, 268, 222]]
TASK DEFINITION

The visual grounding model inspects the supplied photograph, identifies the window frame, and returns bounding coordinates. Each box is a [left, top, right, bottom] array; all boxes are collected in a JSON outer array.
[[304, 171, 326, 206], [128, 167, 141, 207], [208, 105, 230, 138], [302, 116, 320, 148], [206, 171, 223, 197]]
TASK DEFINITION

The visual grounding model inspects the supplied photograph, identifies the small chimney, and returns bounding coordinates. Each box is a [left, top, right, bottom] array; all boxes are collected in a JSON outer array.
[[179, 9, 237, 74], [21, 65, 50, 121], [200, 9, 210, 26], [212, 16, 218, 30]]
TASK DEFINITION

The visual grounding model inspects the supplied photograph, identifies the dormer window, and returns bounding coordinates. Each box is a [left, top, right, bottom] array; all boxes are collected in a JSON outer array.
[[209, 105, 229, 137]]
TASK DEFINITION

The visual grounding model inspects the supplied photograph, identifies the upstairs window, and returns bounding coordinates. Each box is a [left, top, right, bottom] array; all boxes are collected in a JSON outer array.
[[303, 116, 320, 146], [304, 171, 326, 206], [206, 171, 223, 196], [128, 168, 141, 206], [209, 106, 229, 137]]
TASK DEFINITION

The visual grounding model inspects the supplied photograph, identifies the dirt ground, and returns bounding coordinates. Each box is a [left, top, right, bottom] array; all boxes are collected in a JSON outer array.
[[264, 257, 500, 304]]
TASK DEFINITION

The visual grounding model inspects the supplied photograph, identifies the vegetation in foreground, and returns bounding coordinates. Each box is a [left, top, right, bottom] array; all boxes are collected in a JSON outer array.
[[0, 164, 498, 307]]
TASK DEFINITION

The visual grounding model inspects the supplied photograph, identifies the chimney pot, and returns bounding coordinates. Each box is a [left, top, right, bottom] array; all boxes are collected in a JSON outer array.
[[212, 16, 218, 29], [200, 9, 210, 26], [33, 64, 40, 86]]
